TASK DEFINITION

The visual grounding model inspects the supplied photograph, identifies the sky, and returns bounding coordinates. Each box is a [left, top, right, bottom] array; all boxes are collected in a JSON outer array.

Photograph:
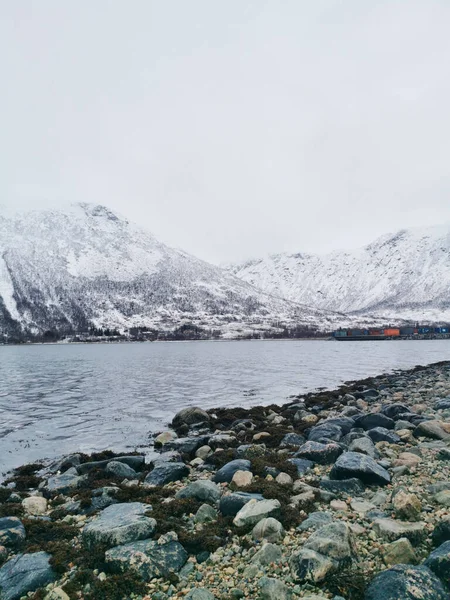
[[1, 1, 450, 264]]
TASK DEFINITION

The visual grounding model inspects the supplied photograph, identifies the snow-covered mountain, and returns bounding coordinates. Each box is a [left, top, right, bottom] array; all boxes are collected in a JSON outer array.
[[229, 224, 450, 323], [0, 203, 346, 338]]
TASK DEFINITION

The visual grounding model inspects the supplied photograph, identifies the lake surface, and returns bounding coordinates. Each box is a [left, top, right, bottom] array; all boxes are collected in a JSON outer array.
[[1, 339, 450, 475]]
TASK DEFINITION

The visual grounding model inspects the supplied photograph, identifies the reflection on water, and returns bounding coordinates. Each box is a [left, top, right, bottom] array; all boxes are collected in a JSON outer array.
[[1, 339, 449, 474]]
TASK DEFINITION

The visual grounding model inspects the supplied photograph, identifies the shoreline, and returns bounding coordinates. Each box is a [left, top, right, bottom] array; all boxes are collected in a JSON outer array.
[[0, 361, 449, 599]]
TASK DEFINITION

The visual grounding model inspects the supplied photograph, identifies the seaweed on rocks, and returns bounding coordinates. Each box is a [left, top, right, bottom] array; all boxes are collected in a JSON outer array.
[[4, 463, 43, 490], [24, 518, 79, 554], [325, 565, 375, 600], [250, 451, 298, 479], [0, 502, 23, 518]]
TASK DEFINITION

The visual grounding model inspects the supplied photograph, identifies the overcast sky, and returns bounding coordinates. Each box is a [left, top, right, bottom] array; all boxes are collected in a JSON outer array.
[[1, 1, 450, 264]]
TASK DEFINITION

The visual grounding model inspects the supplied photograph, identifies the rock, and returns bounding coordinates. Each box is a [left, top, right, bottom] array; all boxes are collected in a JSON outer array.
[[280, 433, 306, 449], [298, 512, 333, 531], [383, 537, 417, 566], [252, 542, 282, 565], [219, 492, 264, 516], [323, 417, 356, 434], [154, 431, 178, 446], [372, 518, 426, 544], [0, 552, 56, 600], [82, 502, 156, 549], [424, 540, 450, 586], [381, 403, 411, 418], [330, 500, 348, 512], [290, 489, 315, 509], [350, 500, 376, 514], [393, 490, 422, 521], [172, 407, 211, 429], [392, 452, 422, 468], [320, 478, 365, 495], [213, 460, 251, 483], [259, 576, 292, 600], [437, 448, 450, 461], [368, 427, 401, 444], [435, 398, 450, 410], [365, 564, 447, 600], [354, 413, 395, 430], [231, 470, 253, 487], [304, 522, 355, 562], [196, 445, 212, 460], [308, 424, 343, 444], [44, 469, 87, 494], [105, 461, 137, 479], [276, 472, 293, 485], [176, 480, 221, 503], [105, 532, 187, 581], [288, 458, 314, 476], [348, 436, 379, 458], [145, 462, 189, 486], [90, 486, 119, 511], [253, 432, 271, 442], [22, 496, 47, 516], [295, 441, 343, 465], [252, 517, 285, 542], [432, 517, 450, 546], [185, 590, 215, 600], [163, 437, 209, 455], [330, 452, 390, 486], [414, 421, 450, 440], [44, 587, 70, 600], [233, 499, 281, 527], [195, 504, 217, 524], [289, 548, 335, 583], [208, 434, 237, 449], [0, 518, 26, 549], [435, 490, 450, 507]]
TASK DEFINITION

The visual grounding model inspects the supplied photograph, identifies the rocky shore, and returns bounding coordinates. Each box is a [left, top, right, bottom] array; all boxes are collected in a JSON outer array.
[[1, 361, 450, 600]]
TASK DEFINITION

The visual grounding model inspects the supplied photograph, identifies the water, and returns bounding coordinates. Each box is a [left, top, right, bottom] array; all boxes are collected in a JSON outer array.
[[1, 339, 450, 475]]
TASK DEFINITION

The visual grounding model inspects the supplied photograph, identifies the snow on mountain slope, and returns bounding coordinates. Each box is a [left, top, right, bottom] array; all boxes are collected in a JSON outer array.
[[0, 203, 346, 337], [229, 225, 450, 322]]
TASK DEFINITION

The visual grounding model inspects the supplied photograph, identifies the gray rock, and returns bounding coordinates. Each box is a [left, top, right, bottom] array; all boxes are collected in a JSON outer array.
[[163, 437, 209, 455], [424, 540, 450, 586], [308, 424, 343, 443], [105, 532, 187, 581], [437, 448, 450, 461], [0, 518, 25, 549], [368, 427, 401, 444], [82, 502, 156, 549], [330, 452, 390, 486], [252, 518, 285, 543], [288, 458, 314, 476], [176, 480, 221, 503], [381, 404, 410, 419], [304, 522, 355, 562], [213, 459, 251, 483], [208, 434, 237, 449], [44, 469, 87, 494], [414, 421, 450, 440], [280, 433, 306, 448], [90, 486, 119, 512], [145, 462, 189, 486], [233, 499, 281, 527], [252, 542, 282, 565], [295, 441, 343, 465], [372, 518, 426, 544], [354, 413, 395, 431], [348, 437, 379, 458], [172, 407, 211, 429], [219, 492, 263, 516], [432, 517, 450, 546], [259, 576, 292, 600], [105, 461, 137, 479], [0, 552, 56, 600], [320, 478, 365, 496], [435, 398, 450, 410], [289, 548, 335, 583], [298, 511, 333, 532], [195, 504, 217, 524], [365, 564, 447, 600], [185, 590, 215, 600]]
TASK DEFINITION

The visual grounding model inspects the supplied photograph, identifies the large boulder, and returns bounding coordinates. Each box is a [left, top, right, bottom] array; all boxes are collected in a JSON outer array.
[[308, 424, 343, 444], [330, 452, 391, 486], [295, 441, 343, 465], [354, 413, 395, 431], [105, 461, 137, 479], [219, 492, 263, 516], [105, 532, 187, 581], [288, 458, 314, 476], [381, 404, 410, 419], [145, 462, 189, 486], [424, 540, 450, 586], [304, 522, 355, 562], [82, 502, 156, 549], [0, 518, 26, 549], [172, 407, 211, 429], [163, 436, 209, 455], [368, 427, 401, 444], [348, 437, 379, 458], [298, 512, 333, 532], [372, 518, 426, 544], [320, 478, 365, 496], [0, 552, 56, 600], [252, 517, 285, 543], [176, 480, 221, 504], [44, 469, 87, 494], [365, 564, 447, 600], [414, 421, 450, 440], [289, 548, 335, 583], [233, 499, 281, 527], [213, 459, 251, 483]]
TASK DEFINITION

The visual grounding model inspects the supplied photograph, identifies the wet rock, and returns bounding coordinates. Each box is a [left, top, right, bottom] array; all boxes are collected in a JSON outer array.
[[219, 492, 264, 516], [259, 576, 292, 600], [372, 518, 426, 544], [105, 532, 187, 581], [288, 458, 314, 476], [22, 496, 47, 516], [105, 460, 137, 479], [176, 480, 221, 503], [213, 459, 251, 483], [295, 441, 343, 465], [381, 404, 410, 419], [432, 517, 450, 546], [304, 522, 355, 562], [424, 540, 450, 586], [354, 413, 395, 431], [82, 502, 156, 549], [0, 518, 26, 549], [368, 427, 401, 444], [365, 564, 447, 600], [145, 462, 189, 486], [435, 398, 450, 410], [320, 478, 365, 496], [233, 498, 281, 527], [289, 548, 335, 583], [252, 517, 285, 543], [298, 512, 333, 532], [280, 433, 306, 449], [382, 538, 417, 566], [0, 552, 56, 600], [330, 452, 390, 486], [172, 407, 211, 429], [348, 436, 379, 458]]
